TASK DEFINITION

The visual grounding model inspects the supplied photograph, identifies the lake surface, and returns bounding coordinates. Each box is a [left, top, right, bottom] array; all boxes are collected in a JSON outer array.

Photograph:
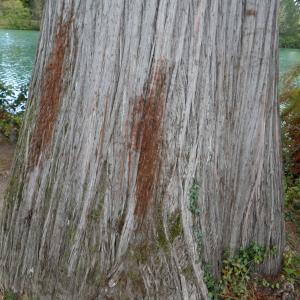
[[0, 29, 39, 89], [279, 48, 300, 75], [1, 29, 300, 89]]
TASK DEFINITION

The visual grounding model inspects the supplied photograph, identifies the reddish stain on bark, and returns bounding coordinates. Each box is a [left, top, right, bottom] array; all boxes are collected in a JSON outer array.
[[30, 19, 71, 166], [132, 63, 167, 219]]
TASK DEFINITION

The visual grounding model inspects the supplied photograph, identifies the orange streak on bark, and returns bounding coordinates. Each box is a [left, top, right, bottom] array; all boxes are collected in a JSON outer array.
[[132, 63, 167, 219], [30, 19, 71, 166]]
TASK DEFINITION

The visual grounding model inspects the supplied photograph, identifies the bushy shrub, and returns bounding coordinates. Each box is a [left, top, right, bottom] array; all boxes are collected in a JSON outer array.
[[280, 65, 300, 177], [279, 35, 300, 49], [0, 0, 37, 30], [0, 81, 28, 139]]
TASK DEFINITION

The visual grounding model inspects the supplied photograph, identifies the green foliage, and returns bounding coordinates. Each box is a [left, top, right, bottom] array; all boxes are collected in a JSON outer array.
[[189, 181, 201, 215], [21, 0, 43, 20], [0, 82, 28, 113], [238, 243, 266, 265], [283, 248, 300, 285], [21, 0, 35, 8], [203, 264, 222, 300], [280, 0, 300, 36], [0, 82, 14, 109], [220, 243, 266, 298], [283, 148, 300, 223], [0, 81, 27, 138], [279, 0, 300, 48], [280, 35, 300, 49], [0, 0, 40, 30], [284, 177, 300, 222], [258, 278, 280, 290], [280, 65, 300, 177], [3, 291, 17, 300], [280, 67, 300, 298], [201, 243, 269, 299], [285, 178, 300, 206], [0, 114, 22, 138]]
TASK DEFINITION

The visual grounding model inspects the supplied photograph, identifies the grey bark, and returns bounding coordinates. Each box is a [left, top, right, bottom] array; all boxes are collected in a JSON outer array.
[[0, 0, 284, 299]]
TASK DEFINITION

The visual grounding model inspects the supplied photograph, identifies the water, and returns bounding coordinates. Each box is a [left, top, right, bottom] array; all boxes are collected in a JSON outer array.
[[0, 29, 300, 89], [279, 48, 300, 75], [0, 29, 39, 89]]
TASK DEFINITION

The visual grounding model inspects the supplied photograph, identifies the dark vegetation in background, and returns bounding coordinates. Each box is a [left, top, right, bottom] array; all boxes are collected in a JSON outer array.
[[20, 0, 44, 20], [281, 66, 300, 177], [279, 65, 300, 300], [0, 0, 43, 30], [279, 0, 300, 48]]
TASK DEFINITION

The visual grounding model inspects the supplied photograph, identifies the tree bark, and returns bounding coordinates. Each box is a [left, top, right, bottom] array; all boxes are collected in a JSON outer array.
[[0, 0, 284, 299]]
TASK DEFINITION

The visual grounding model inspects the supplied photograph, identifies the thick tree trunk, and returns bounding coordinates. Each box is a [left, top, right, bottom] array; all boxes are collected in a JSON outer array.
[[0, 0, 284, 299]]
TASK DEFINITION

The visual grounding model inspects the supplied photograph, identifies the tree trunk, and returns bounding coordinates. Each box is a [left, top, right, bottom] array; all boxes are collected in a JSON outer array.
[[0, 0, 284, 299]]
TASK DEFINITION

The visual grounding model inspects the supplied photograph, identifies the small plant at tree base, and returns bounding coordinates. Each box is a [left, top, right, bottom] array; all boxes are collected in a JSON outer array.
[[257, 278, 280, 290], [282, 248, 300, 285], [3, 291, 17, 300], [285, 178, 300, 207], [201, 243, 267, 299], [220, 243, 266, 299], [203, 264, 222, 300]]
